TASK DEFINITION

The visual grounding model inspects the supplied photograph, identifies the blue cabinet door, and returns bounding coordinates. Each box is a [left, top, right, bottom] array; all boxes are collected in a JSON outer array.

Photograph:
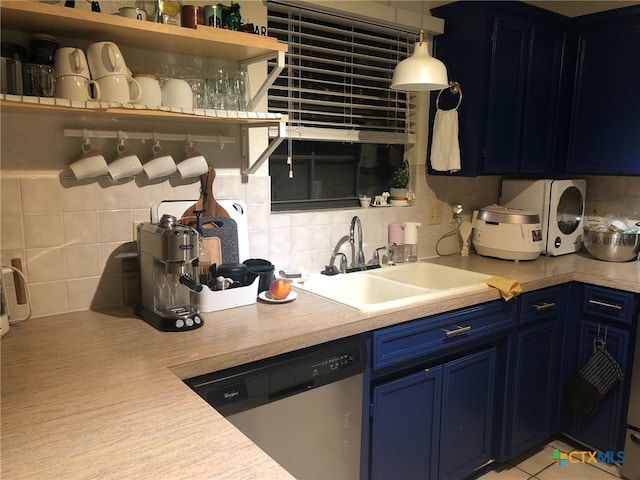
[[440, 348, 496, 480], [566, 7, 640, 174], [483, 17, 528, 175], [519, 26, 565, 174], [567, 320, 631, 452], [370, 367, 442, 480], [430, 2, 568, 176], [509, 322, 558, 456]]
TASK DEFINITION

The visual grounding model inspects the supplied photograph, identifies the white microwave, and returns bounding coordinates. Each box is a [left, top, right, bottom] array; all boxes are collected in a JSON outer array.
[[500, 179, 586, 256]]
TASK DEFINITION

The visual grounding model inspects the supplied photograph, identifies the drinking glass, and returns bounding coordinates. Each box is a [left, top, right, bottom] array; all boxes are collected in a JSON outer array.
[[185, 77, 206, 109], [208, 68, 229, 110], [228, 70, 251, 111]]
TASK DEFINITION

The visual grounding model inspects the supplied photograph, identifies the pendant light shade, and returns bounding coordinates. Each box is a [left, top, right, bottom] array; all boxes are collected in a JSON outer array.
[[391, 32, 449, 92]]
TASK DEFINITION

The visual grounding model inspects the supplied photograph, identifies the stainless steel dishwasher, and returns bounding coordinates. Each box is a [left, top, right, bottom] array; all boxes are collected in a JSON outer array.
[[184, 335, 366, 480]]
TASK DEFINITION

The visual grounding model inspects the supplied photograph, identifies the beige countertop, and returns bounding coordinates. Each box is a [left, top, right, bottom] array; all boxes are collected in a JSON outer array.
[[2, 253, 639, 479]]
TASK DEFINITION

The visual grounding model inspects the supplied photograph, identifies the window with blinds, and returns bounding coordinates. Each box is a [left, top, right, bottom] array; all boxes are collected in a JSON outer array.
[[267, 2, 418, 211]]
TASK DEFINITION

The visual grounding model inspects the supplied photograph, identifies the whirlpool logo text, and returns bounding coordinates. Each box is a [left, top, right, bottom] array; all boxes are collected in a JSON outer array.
[[549, 448, 625, 467]]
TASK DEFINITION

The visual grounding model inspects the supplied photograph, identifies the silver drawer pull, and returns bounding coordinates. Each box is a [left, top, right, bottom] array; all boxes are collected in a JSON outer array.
[[588, 299, 623, 310], [534, 302, 556, 311], [443, 325, 471, 337]]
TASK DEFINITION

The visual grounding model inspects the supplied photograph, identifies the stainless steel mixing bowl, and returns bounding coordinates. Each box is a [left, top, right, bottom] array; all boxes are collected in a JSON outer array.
[[583, 227, 640, 262]]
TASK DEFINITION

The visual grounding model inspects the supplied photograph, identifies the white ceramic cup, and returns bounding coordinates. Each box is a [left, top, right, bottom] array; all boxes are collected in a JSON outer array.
[[133, 74, 162, 106], [177, 145, 208, 179], [56, 74, 101, 101], [359, 197, 371, 208], [143, 142, 176, 179], [119, 7, 147, 20], [161, 78, 193, 108], [87, 41, 129, 79], [54, 47, 91, 78], [108, 142, 143, 181], [70, 143, 109, 180], [97, 74, 141, 103]]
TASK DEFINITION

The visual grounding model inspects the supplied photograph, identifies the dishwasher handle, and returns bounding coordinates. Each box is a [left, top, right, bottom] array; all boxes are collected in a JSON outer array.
[[269, 382, 313, 401]]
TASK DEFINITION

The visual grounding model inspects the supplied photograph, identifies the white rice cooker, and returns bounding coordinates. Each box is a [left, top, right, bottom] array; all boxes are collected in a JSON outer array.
[[472, 205, 543, 261]]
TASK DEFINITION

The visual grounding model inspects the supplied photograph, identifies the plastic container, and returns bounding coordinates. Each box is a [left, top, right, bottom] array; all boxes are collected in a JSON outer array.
[[403, 222, 421, 262], [192, 276, 259, 312]]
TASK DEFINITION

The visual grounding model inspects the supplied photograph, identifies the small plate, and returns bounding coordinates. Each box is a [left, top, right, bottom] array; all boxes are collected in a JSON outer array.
[[258, 290, 298, 304]]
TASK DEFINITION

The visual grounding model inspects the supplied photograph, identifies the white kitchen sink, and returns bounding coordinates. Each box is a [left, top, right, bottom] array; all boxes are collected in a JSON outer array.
[[293, 262, 492, 312], [368, 262, 492, 290]]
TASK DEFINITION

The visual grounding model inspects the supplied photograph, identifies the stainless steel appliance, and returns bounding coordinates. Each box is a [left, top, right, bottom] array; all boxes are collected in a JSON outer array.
[[135, 214, 203, 332], [185, 336, 367, 480], [500, 179, 586, 256], [622, 325, 640, 480]]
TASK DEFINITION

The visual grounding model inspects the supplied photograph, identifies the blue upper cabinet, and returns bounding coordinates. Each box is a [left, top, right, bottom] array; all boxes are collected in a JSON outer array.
[[429, 2, 568, 176], [566, 6, 640, 174]]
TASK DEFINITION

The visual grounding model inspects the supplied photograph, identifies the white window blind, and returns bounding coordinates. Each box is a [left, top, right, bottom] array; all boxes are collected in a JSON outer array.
[[267, 1, 417, 144]]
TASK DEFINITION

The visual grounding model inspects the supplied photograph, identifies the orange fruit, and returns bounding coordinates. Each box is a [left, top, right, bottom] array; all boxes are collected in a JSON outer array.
[[269, 279, 291, 300]]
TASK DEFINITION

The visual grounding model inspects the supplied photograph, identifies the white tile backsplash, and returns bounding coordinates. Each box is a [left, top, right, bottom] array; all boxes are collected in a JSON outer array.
[[21, 178, 61, 214], [2, 173, 639, 317], [63, 211, 100, 245], [23, 213, 64, 249]]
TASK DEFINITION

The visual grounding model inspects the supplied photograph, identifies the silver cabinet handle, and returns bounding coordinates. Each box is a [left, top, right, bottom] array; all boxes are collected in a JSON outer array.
[[443, 325, 471, 337], [534, 302, 556, 311], [588, 299, 623, 310]]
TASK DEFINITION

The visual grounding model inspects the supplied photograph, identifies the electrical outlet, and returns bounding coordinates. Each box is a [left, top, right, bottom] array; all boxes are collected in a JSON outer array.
[[427, 201, 442, 225], [588, 200, 605, 221]]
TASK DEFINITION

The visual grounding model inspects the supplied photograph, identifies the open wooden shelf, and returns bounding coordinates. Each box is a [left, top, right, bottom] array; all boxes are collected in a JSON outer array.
[[0, 1, 287, 61], [0, 95, 286, 126]]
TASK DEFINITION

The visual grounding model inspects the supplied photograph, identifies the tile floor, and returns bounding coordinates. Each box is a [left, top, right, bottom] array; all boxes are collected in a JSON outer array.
[[478, 438, 623, 479]]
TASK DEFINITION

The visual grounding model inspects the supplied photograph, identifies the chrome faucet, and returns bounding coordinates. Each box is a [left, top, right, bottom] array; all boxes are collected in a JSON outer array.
[[323, 235, 349, 275], [350, 216, 365, 269]]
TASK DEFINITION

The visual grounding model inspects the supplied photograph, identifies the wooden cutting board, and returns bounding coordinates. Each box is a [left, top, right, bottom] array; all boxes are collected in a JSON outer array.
[[180, 166, 229, 227], [153, 200, 249, 262]]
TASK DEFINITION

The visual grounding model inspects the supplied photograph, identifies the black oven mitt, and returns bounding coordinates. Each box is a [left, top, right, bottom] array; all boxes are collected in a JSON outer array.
[[566, 346, 623, 416]]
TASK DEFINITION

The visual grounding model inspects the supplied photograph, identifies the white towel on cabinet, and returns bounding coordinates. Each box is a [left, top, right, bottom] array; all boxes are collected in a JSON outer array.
[[430, 108, 461, 172]]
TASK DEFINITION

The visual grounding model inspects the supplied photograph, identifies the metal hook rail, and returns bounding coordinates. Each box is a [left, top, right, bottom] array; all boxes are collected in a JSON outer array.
[[436, 81, 463, 111]]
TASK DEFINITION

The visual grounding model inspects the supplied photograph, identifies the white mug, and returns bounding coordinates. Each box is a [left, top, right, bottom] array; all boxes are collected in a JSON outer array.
[[56, 75, 100, 101], [177, 145, 208, 179], [161, 78, 193, 109], [54, 47, 91, 78], [133, 74, 162, 107], [119, 7, 147, 20], [143, 143, 176, 179], [87, 41, 128, 79], [97, 74, 141, 103], [70, 143, 108, 180], [108, 148, 143, 181]]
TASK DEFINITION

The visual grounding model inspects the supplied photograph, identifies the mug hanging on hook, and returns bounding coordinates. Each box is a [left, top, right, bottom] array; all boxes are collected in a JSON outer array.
[[143, 139, 176, 180], [177, 140, 208, 179], [107, 136, 143, 181], [69, 136, 109, 180]]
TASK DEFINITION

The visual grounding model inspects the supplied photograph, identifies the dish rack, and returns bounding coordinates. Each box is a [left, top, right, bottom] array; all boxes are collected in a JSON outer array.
[[191, 277, 259, 313]]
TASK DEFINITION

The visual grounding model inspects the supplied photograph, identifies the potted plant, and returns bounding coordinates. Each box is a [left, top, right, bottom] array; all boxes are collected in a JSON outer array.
[[389, 160, 410, 201]]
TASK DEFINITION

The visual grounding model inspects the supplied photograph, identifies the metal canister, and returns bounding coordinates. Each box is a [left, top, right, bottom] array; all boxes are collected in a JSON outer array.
[[203, 4, 222, 28]]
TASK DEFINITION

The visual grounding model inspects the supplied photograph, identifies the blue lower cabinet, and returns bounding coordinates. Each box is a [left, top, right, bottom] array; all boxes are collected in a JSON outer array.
[[440, 349, 496, 480], [370, 367, 442, 480], [507, 286, 565, 458], [566, 320, 631, 452], [508, 322, 558, 457], [559, 284, 638, 453], [369, 348, 497, 480]]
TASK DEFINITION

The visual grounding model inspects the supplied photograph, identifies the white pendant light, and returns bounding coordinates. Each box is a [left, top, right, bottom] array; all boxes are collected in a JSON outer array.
[[391, 30, 449, 91]]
